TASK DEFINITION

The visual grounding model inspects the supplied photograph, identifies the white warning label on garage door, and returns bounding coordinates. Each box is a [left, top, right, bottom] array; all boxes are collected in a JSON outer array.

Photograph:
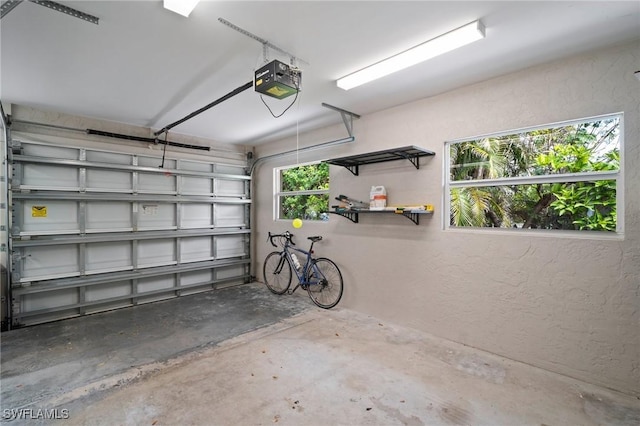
[[142, 204, 158, 216]]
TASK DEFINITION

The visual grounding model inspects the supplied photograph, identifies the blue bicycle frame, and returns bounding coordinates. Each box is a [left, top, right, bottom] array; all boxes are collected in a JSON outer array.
[[271, 234, 326, 295]]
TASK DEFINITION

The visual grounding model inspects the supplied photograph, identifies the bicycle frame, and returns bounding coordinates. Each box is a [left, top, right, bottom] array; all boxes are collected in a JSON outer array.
[[264, 231, 343, 309], [277, 240, 325, 295]]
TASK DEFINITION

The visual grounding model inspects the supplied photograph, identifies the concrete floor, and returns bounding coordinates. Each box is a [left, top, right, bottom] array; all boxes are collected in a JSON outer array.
[[1, 283, 639, 425]]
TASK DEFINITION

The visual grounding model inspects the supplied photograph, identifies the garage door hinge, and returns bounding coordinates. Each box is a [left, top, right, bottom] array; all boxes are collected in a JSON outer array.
[[0, 203, 5, 209], [0, 244, 6, 252]]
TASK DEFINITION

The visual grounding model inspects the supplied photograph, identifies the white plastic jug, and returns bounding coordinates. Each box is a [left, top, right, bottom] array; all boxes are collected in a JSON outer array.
[[369, 186, 387, 210]]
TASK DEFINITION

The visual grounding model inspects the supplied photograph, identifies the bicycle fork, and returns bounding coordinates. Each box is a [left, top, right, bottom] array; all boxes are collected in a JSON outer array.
[[273, 252, 302, 295]]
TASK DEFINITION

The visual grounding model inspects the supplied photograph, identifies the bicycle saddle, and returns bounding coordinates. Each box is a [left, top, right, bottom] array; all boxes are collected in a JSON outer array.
[[308, 236, 323, 242]]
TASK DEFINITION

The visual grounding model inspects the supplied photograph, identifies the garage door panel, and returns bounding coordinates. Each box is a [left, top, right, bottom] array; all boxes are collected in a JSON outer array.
[[87, 202, 132, 232], [180, 270, 213, 286], [180, 160, 211, 172], [21, 200, 79, 235], [216, 265, 246, 280], [86, 169, 132, 192], [21, 245, 79, 281], [22, 144, 78, 160], [140, 175, 176, 193], [215, 179, 245, 197], [180, 237, 213, 263], [216, 235, 246, 259], [138, 239, 175, 268], [138, 173, 176, 193], [181, 204, 212, 228], [216, 165, 245, 174], [138, 203, 175, 230], [138, 156, 175, 169], [22, 288, 78, 312], [86, 242, 133, 274], [22, 164, 79, 190], [181, 176, 212, 195], [10, 139, 250, 327], [85, 280, 132, 303], [138, 157, 176, 193], [215, 204, 246, 227], [137, 275, 175, 294], [86, 151, 131, 165]]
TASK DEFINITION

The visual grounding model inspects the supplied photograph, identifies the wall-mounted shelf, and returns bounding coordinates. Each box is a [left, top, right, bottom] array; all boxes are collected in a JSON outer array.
[[324, 145, 435, 176], [330, 209, 433, 225]]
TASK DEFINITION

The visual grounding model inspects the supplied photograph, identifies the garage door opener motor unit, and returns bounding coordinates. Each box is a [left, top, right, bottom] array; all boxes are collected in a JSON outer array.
[[254, 60, 301, 99]]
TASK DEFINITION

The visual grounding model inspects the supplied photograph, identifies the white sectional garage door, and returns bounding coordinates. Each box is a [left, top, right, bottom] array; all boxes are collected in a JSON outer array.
[[9, 138, 251, 326]]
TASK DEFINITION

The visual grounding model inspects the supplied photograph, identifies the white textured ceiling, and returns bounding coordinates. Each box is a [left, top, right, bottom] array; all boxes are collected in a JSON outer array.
[[1, 1, 639, 145]]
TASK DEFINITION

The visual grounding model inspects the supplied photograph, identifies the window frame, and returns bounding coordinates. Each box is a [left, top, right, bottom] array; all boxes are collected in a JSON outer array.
[[443, 112, 624, 237], [273, 160, 330, 222]]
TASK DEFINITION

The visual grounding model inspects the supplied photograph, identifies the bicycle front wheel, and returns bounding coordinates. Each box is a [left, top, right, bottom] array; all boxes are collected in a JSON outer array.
[[263, 251, 292, 295], [306, 257, 343, 309]]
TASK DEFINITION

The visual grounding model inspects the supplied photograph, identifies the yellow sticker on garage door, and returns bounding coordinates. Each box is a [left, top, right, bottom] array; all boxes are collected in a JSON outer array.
[[32, 206, 47, 217]]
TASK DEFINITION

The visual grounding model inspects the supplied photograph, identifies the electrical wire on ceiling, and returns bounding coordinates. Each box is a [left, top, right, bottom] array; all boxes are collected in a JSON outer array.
[[160, 130, 169, 168], [259, 74, 301, 119], [260, 92, 298, 118]]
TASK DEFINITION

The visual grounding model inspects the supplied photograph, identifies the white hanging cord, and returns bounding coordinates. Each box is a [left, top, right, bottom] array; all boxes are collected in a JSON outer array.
[[296, 83, 303, 165]]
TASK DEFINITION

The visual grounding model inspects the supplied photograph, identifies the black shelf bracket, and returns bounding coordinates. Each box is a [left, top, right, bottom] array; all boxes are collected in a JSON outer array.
[[398, 152, 421, 170], [329, 211, 359, 223], [401, 212, 421, 225], [345, 165, 359, 176]]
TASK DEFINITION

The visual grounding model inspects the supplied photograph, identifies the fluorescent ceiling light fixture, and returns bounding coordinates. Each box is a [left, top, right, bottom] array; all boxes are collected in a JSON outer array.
[[337, 20, 485, 90], [164, 0, 200, 17]]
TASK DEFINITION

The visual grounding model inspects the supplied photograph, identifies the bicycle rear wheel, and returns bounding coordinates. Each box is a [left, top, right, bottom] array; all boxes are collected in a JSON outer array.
[[263, 251, 292, 295], [306, 257, 343, 309]]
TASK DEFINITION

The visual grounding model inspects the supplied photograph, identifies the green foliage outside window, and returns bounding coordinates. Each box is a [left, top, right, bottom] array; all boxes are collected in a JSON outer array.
[[279, 163, 329, 221], [449, 116, 620, 231]]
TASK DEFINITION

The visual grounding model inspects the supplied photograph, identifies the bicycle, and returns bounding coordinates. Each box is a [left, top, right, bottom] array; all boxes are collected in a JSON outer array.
[[263, 231, 344, 309]]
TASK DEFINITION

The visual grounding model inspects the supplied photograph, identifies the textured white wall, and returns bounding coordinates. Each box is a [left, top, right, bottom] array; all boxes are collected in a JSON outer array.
[[254, 41, 640, 396]]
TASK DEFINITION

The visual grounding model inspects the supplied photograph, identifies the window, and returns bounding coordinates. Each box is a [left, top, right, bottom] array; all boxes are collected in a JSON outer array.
[[445, 113, 622, 233], [275, 161, 330, 221]]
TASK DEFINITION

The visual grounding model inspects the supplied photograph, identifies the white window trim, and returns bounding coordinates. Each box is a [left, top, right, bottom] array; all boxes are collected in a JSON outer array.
[[442, 112, 624, 238], [273, 160, 330, 221]]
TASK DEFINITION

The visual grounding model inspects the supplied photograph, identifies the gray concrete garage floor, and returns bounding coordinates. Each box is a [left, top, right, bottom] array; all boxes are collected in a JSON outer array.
[[2, 283, 640, 425]]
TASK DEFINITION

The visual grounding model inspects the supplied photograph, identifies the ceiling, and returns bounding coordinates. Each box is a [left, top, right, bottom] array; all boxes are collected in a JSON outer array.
[[1, 1, 639, 146]]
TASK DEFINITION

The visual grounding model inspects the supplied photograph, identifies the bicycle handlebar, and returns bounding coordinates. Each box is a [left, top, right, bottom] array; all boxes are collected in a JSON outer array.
[[267, 231, 295, 247]]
